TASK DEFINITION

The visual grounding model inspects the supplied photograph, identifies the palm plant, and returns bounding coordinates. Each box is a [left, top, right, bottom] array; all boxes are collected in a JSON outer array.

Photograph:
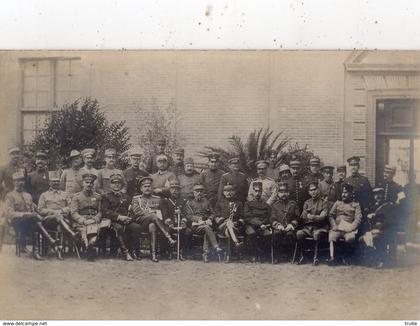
[[198, 128, 314, 177]]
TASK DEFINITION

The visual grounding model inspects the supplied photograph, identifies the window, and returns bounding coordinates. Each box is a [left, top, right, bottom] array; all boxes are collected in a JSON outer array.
[[20, 57, 82, 145]]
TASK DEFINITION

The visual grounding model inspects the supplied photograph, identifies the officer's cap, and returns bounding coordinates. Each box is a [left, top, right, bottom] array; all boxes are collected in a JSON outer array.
[[173, 148, 185, 155], [169, 180, 181, 189], [277, 182, 289, 191], [208, 152, 220, 161], [193, 183, 205, 191], [139, 176, 153, 187], [373, 187, 385, 194], [347, 156, 361, 165], [228, 157, 240, 164], [129, 147, 143, 157], [321, 165, 334, 173], [12, 170, 25, 180], [279, 164, 290, 173], [35, 151, 48, 159], [8, 146, 20, 155], [336, 165, 347, 172], [309, 157, 321, 166], [308, 181, 319, 189], [384, 165, 396, 174], [223, 183, 235, 191], [255, 160, 269, 169], [156, 154, 168, 162], [156, 138, 166, 145], [252, 181, 263, 190], [104, 148, 117, 157], [81, 148, 96, 158], [289, 159, 301, 168], [69, 150, 81, 159], [48, 170, 60, 181], [109, 173, 123, 183], [184, 157, 194, 165], [82, 172, 97, 182]]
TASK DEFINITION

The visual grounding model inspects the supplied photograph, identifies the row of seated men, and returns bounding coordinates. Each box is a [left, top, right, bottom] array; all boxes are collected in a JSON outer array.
[[2, 149, 407, 268]]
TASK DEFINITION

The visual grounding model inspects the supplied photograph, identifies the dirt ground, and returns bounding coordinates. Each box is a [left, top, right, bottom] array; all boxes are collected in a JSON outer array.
[[0, 244, 419, 320]]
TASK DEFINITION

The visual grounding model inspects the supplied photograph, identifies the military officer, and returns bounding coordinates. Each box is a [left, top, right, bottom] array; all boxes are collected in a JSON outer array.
[[38, 171, 77, 259], [218, 157, 248, 203], [100, 173, 133, 261], [303, 157, 324, 188], [80, 148, 99, 182], [151, 154, 177, 196], [376, 165, 405, 204], [296, 182, 329, 265], [278, 164, 292, 181], [178, 157, 201, 202], [199, 152, 224, 208], [334, 165, 347, 201], [266, 149, 279, 180], [183, 183, 223, 262], [5, 171, 59, 260], [60, 150, 84, 196], [243, 182, 272, 262], [123, 147, 149, 198], [169, 148, 185, 177], [270, 182, 300, 263], [0, 146, 26, 199], [27, 151, 49, 205], [328, 183, 362, 264], [248, 160, 276, 203], [283, 158, 306, 211], [130, 177, 176, 262], [318, 165, 338, 208], [145, 138, 173, 174], [97, 148, 127, 194], [70, 172, 102, 261], [214, 184, 244, 257]]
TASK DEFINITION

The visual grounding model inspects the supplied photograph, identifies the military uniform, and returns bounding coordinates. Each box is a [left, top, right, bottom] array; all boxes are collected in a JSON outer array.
[[297, 196, 329, 241], [27, 169, 49, 205], [214, 197, 244, 244], [334, 179, 345, 202], [178, 172, 201, 201], [169, 163, 185, 177], [328, 200, 362, 243], [218, 171, 248, 203], [199, 168, 224, 207], [282, 175, 306, 210], [0, 163, 26, 199], [151, 170, 177, 190], [60, 168, 83, 195], [145, 154, 174, 174], [123, 166, 149, 198], [248, 177, 276, 202], [344, 173, 374, 212], [318, 179, 338, 207], [97, 168, 127, 194], [266, 165, 279, 180], [270, 199, 300, 249]]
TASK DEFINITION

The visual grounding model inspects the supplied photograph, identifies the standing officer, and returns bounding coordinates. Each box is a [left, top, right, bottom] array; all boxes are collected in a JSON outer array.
[[199, 153, 224, 208], [283, 157, 306, 211], [243, 182, 272, 262], [218, 157, 248, 203], [376, 165, 405, 204], [145, 138, 173, 174], [130, 177, 176, 262], [70, 172, 102, 261], [5, 171, 59, 260], [178, 157, 201, 202], [303, 157, 324, 188], [27, 151, 49, 205], [123, 147, 149, 198], [38, 170, 77, 259], [266, 149, 279, 180], [169, 148, 185, 177], [0, 146, 26, 199], [334, 165, 347, 201], [151, 154, 177, 196], [183, 183, 223, 262], [100, 173, 133, 261], [60, 150, 84, 196], [270, 182, 300, 263], [97, 148, 127, 194], [318, 165, 338, 209], [296, 182, 329, 265], [248, 160, 276, 203], [80, 148, 99, 179], [278, 164, 292, 181]]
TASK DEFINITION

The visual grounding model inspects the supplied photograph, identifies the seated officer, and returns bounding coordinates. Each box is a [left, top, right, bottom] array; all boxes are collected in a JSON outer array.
[[270, 182, 300, 262], [70, 172, 102, 261], [214, 184, 245, 257], [38, 171, 77, 260], [178, 157, 201, 202], [183, 183, 223, 263], [100, 173, 133, 261], [328, 183, 362, 264], [130, 177, 176, 262], [359, 188, 395, 269], [248, 160, 276, 203], [243, 182, 272, 263], [160, 179, 192, 260], [296, 182, 329, 265], [5, 171, 59, 260]]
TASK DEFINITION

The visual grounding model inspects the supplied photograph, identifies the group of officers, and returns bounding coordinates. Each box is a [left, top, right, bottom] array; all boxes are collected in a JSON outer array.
[[0, 137, 411, 268]]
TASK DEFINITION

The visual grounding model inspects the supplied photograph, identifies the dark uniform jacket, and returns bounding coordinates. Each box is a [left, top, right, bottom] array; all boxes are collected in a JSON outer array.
[[70, 191, 102, 225], [214, 198, 243, 223], [5, 190, 37, 220], [300, 196, 329, 229], [169, 163, 185, 177], [178, 172, 201, 201], [131, 194, 163, 223], [283, 175, 306, 210], [160, 196, 187, 222], [218, 171, 248, 202], [27, 169, 49, 205], [0, 163, 26, 199], [270, 199, 300, 228], [334, 180, 345, 201], [145, 154, 173, 175], [101, 191, 131, 222], [367, 200, 395, 231], [183, 198, 214, 224], [376, 180, 403, 204], [318, 180, 338, 204], [243, 199, 271, 227], [200, 168, 224, 201], [123, 166, 149, 198], [344, 173, 374, 212], [303, 172, 324, 189]]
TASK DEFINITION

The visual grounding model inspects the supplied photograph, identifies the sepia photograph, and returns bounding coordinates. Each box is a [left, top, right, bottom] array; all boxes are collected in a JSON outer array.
[[0, 49, 419, 321]]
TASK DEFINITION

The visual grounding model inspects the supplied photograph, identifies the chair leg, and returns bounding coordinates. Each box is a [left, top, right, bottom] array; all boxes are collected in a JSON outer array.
[[291, 241, 298, 264], [15, 230, 21, 257]]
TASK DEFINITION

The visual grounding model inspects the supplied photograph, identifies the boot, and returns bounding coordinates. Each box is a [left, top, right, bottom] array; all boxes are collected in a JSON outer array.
[[56, 248, 64, 260], [124, 251, 134, 261], [150, 231, 159, 262], [32, 234, 44, 261], [130, 250, 142, 261], [151, 251, 159, 263], [87, 245, 96, 262], [202, 252, 209, 263]]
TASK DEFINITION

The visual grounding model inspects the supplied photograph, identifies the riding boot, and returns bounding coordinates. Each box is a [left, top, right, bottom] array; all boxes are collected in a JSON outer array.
[[32, 233, 44, 261], [150, 231, 159, 262]]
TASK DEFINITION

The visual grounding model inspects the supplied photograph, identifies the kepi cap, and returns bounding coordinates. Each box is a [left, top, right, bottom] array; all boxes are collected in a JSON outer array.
[[81, 148, 96, 158], [193, 183, 205, 191], [336, 165, 347, 172], [309, 157, 321, 166], [373, 187, 385, 194], [184, 157, 194, 165], [35, 151, 48, 159], [321, 165, 334, 173], [109, 173, 123, 183], [8, 146, 20, 155], [255, 160, 269, 168], [347, 156, 360, 165], [82, 172, 97, 182], [69, 150, 81, 159], [139, 176, 153, 187], [384, 165, 396, 174], [104, 148, 117, 157], [173, 148, 185, 155], [228, 157, 240, 164], [156, 154, 168, 162], [279, 164, 290, 173]]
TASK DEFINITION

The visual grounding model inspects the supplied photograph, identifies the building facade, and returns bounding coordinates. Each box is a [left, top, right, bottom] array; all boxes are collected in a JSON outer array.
[[0, 50, 418, 185]]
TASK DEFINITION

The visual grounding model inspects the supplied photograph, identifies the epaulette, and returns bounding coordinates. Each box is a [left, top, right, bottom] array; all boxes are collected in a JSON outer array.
[[152, 195, 160, 199]]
